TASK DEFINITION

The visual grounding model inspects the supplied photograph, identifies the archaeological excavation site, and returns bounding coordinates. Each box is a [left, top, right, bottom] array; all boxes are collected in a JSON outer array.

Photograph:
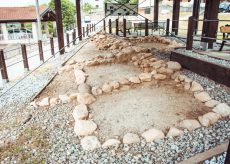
[[0, 0, 230, 163]]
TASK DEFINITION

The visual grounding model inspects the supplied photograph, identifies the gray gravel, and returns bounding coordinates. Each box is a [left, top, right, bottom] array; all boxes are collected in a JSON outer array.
[[203, 152, 227, 164]]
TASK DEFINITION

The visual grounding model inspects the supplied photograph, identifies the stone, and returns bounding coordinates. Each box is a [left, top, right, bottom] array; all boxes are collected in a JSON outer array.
[[59, 95, 72, 104], [194, 92, 212, 103], [99, 35, 106, 39], [92, 87, 103, 96], [69, 93, 78, 101], [81, 136, 101, 151], [166, 127, 183, 137], [128, 77, 141, 84], [190, 81, 204, 92], [139, 73, 152, 82], [205, 100, 220, 108], [198, 112, 221, 127], [151, 70, 157, 75], [184, 77, 193, 83], [74, 69, 87, 84], [72, 104, 88, 120], [171, 72, 180, 80], [179, 119, 201, 131], [178, 75, 186, 82], [78, 83, 91, 94], [141, 129, 165, 142], [50, 98, 60, 106], [213, 103, 230, 117], [102, 83, 113, 93], [153, 74, 167, 80], [102, 139, 121, 148], [74, 120, 97, 136], [123, 133, 140, 144], [38, 97, 50, 107], [110, 81, 120, 89], [166, 61, 182, 71], [77, 93, 96, 105], [184, 82, 191, 90], [119, 78, 131, 85]]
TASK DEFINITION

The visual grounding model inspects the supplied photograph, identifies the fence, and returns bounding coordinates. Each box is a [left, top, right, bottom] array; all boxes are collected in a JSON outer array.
[[0, 23, 97, 87]]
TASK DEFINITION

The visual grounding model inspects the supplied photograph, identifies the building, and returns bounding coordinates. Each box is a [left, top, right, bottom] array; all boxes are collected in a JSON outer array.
[[0, 5, 56, 43], [82, 0, 104, 9]]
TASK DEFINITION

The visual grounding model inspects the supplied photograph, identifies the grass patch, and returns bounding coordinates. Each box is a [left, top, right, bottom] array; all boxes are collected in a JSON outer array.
[[0, 126, 50, 163]]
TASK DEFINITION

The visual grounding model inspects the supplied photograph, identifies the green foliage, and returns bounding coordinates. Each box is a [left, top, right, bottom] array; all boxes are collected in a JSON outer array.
[[49, 0, 76, 27], [82, 3, 94, 13]]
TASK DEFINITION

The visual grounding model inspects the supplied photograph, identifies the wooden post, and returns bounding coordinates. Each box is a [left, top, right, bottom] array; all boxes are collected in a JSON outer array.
[[166, 18, 170, 36], [225, 141, 230, 164], [54, 0, 65, 55], [66, 33, 70, 47], [86, 24, 89, 36], [73, 29, 76, 45], [94, 23, 96, 31], [172, 0, 180, 35], [21, 44, 29, 71], [116, 19, 119, 36], [103, 20, 106, 31], [186, 16, 195, 50], [201, 0, 220, 49], [0, 50, 9, 83], [82, 27, 85, 38], [50, 37, 55, 55], [192, 0, 201, 35], [89, 24, 92, 33], [123, 19, 126, 37], [76, 0, 82, 41], [145, 18, 149, 36], [38, 40, 44, 62], [154, 0, 159, 28], [109, 19, 112, 34]]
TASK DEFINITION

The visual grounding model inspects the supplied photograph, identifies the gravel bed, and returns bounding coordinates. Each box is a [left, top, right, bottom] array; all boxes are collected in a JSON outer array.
[[175, 49, 230, 68], [203, 152, 227, 164]]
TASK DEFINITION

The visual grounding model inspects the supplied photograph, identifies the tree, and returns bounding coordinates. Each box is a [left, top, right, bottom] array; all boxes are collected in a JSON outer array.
[[49, 0, 76, 27], [82, 3, 94, 13]]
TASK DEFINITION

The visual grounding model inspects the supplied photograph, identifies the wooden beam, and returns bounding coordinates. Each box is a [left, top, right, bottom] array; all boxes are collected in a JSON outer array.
[[76, 0, 82, 41], [225, 141, 230, 164], [54, 0, 65, 55], [154, 0, 159, 28], [172, 0, 180, 35], [186, 16, 195, 50], [192, 0, 201, 35]]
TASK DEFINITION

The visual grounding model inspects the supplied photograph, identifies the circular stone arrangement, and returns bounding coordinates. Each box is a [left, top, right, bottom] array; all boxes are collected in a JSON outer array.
[[32, 32, 230, 151]]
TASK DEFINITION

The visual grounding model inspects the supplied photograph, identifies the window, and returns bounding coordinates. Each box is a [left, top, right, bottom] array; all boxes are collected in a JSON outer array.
[[144, 8, 151, 14]]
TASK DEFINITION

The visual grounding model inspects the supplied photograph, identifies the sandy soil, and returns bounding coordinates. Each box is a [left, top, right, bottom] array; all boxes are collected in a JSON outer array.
[[90, 81, 211, 141]]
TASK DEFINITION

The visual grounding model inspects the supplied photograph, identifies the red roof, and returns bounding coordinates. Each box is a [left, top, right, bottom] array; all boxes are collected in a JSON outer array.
[[0, 5, 49, 21]]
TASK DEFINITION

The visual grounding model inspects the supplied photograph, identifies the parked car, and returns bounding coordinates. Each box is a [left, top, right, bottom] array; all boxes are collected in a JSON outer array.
[[219, 2, 230, 13], [8, 28, 32, 40], [84, 16, 91, 23]]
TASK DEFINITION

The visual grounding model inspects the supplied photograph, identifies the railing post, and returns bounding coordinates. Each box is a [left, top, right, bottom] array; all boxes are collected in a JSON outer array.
[[103, 19, 106, 31], [66, 33, 70, 47], [186, 16, 195, 50], [166, 18, 170, 36], [50, 37, 55, 56], [123, 18, 126, 37], [86, 25, 89, 36], [89, 24, 92, 33], [21, 44, 29, 72], [145, 18, 149, 36], [0, 50, 9, 83], [109, 19, 112, 34], [115, 19, 119, 36], [94, 23, 96, 31], [73, 29, 76, 45], [82, 27, 85, 38], [38, 40, 44, 63]]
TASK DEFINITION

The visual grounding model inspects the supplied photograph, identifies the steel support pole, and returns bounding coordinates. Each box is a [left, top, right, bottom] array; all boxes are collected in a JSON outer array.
[[82, 27, 85, 38], [54, 0, 65, 55], [73, 29, 76, 45], [21, 44, 29, 72], [76, 0, 82, 41], [186, 16, 195, 50], [145, 18, 149, 36], [172, 0, 180, 35], [154, 0, 159, 28], [50, 37, 55, 55], [166, 19, 170, 36], [192, 0, 201, 35], [66, 33, 70, 47], [123, 19, 126, 37], [0, 50, 9, 83]]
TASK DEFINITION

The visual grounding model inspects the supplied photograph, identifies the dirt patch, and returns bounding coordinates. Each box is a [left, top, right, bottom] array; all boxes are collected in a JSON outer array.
[[90, 81, 211, 141], [85, 63, 142, 87]]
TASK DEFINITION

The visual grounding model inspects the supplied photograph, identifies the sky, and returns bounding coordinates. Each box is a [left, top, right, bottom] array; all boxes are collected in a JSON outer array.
[[0, 0, 75, 7]]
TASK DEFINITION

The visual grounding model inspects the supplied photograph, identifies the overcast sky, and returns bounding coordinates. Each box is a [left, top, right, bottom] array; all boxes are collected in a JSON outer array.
[[0, 0, 75, 7]]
